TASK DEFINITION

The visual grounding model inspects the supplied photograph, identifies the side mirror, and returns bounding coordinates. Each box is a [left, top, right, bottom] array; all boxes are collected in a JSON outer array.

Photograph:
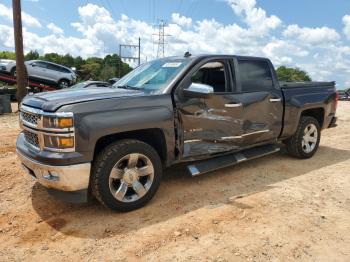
[[31, 63, 37, 67], [183, 83, 214, 98]]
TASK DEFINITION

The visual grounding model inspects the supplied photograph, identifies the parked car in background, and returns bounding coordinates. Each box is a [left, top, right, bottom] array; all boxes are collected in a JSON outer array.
[[338, 89, 350, 101], [1, 59, 76, 89], [108, 77, 120, 85], [0, 59, 16, 75], [69, 81, 111, 89]]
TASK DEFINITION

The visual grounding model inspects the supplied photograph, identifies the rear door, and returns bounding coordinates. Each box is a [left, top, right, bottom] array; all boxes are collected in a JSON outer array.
[[175, 58, 244, 158], [27, 61, 49, 80], [45, 63, 62, 82], [234, 58, 283, 145]]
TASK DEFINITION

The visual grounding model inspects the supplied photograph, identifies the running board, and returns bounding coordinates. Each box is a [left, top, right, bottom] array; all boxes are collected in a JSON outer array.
[[187, 144, 280, 177]]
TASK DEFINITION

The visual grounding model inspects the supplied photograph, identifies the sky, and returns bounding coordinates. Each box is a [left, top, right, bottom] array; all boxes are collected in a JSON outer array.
[[1, 0, 350, 88]]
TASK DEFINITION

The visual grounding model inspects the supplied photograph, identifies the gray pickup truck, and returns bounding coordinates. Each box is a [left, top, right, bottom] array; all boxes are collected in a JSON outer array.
[[16, 54, 338, 211]]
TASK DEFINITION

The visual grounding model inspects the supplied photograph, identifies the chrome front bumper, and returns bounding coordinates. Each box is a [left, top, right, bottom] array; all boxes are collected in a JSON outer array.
[[17, 150, 91, 192]]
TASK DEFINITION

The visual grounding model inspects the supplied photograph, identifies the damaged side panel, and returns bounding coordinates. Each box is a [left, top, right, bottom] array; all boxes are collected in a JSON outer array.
[[178, 94, 244, 158]]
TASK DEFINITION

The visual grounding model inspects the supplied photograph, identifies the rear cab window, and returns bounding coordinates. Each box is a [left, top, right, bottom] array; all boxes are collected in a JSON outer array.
[[238, 59, 274, 92]]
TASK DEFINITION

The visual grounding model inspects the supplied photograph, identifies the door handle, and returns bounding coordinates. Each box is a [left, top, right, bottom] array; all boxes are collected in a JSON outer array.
[[225, 103, 242, 108], [269, 98, 282, 102]]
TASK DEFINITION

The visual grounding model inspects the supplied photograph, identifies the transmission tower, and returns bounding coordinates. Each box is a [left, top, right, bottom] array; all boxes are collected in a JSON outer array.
[[154, 20, 170, 58]]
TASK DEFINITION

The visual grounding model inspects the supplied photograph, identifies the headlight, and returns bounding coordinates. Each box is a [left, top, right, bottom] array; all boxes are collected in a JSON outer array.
[[43, 114, 74, 129], [44, 135, 74, 150]]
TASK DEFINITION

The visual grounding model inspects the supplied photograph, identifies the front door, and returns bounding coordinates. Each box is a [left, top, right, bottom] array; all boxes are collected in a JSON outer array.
[[175, 58, 244, 158]]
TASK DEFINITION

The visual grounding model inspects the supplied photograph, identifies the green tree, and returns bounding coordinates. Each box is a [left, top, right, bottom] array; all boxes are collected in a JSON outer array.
[[276, 66, 312, 81], [81, 62, 101, 80], [25, 50, 39, 60], [99, 65, 117, 81], [0, 51, 16, 60]]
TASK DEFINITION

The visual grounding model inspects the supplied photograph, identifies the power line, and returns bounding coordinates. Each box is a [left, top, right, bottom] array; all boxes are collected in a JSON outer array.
[[153, 20, 170, 58], [118, 37, 141, 77]]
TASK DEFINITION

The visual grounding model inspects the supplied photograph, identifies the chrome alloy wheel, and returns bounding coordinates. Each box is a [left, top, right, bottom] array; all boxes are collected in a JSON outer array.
[[302, 123, 318, 153], [109, 153, 154, 202]]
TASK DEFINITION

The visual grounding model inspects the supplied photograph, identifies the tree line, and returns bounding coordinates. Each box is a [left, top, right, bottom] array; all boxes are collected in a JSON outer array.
[[0, 50, 133, 81], [0, 50, 312, 82]]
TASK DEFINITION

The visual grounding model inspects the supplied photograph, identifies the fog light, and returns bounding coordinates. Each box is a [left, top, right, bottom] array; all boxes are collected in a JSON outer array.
[[59, 137, 74, 148], [44, 135, 74, 150]]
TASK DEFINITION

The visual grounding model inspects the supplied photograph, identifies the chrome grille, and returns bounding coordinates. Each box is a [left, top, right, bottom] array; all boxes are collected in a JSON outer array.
[[21, 111, 41, 126], [23, 130, 39, 148]]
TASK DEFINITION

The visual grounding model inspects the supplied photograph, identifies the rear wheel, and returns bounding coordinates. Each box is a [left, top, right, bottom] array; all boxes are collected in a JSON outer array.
[[285, 116, 321, 159], [91, 139, 162, 211], [58, 79, 70, 89]]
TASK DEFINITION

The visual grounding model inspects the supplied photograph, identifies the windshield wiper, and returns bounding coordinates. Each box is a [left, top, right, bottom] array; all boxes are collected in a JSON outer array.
[[116, 85, 142, 90]]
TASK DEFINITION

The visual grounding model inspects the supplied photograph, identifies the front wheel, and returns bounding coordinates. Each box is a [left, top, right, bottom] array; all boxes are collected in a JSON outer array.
[[10, 67, 16, 77], [285, 116, 321, 159], [91, 139, 162, 211]]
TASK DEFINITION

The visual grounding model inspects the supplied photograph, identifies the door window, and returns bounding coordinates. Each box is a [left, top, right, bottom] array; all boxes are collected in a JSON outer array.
[[238, 60, 273, 92], [33, 61, 48, 69], [191, 61, 227, 93], [46, 63, 61, 72]]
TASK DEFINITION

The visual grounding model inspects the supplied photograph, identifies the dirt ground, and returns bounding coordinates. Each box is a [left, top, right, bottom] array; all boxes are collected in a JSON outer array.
[[0, 102, 349, 261]]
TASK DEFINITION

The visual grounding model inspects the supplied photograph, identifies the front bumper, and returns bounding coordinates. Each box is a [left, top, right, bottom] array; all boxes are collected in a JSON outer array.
[[17, 150, 91, 192]]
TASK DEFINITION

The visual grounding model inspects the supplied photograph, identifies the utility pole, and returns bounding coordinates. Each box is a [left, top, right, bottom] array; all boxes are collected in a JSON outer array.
[[157, 20, 165, 58], [12, 0, 26, 105], [153, 20, 170, 58], [118, 37, 141, 77]]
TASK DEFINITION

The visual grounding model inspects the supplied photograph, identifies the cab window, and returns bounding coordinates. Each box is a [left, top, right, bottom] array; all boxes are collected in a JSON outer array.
[[191, 61, 227, 93], [238, 60, 273, 92]]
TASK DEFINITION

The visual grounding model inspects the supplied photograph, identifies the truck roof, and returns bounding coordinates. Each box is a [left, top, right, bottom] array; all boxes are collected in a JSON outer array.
[[163, 54, 270, 61]]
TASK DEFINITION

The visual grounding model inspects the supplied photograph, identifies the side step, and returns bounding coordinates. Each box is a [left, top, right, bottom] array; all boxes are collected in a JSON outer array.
[[187, 144, 280, 177]]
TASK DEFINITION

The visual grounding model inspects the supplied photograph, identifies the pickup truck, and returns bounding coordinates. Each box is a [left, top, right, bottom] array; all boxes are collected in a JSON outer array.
[[16, 54, 338, 211]]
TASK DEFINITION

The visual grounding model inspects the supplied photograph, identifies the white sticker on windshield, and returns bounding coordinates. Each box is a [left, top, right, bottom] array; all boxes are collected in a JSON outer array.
[[162, 62, 182, 68]]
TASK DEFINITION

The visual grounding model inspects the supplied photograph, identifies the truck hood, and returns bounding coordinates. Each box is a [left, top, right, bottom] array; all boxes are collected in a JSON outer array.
[[22, 87, 145, 111]]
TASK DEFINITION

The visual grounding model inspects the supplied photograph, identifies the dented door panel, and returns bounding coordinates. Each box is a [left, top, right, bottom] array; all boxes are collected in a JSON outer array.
[[179, 94, 243, 157], [235, 90, 283, 145]]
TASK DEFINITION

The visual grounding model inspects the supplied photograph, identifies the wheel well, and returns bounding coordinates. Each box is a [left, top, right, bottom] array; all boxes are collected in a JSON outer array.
[[301, 108, 325, 127], [93, 128, 167, 164]]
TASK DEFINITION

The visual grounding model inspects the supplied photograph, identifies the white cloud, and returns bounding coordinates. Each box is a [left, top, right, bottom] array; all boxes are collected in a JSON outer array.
[[283, 24, 340, 46], [262, 39, 309, 66], [0, 3, 42, 28], [172, 13, 192, 27], [0, 25, 14, 48], [1, 2, 350, 87], [227, 0, 281, 35], [47, 23, 63, 35], [342, 15, 350, 40]]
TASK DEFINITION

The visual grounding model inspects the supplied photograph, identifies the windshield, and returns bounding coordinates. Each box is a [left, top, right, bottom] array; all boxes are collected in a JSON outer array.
[[113, 58, 190, 93]]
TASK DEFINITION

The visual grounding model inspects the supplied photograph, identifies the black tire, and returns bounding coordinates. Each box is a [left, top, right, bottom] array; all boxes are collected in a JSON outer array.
[[58, 79, 70, 89], [10, 67, 16, 77], [91, 139, 163, 211], [285, 116, 321, 159], [11, 66, 28, 79]]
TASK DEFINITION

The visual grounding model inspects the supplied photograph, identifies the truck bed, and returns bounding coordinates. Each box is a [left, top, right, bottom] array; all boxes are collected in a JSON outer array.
[[279, 81, 335, 89]]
